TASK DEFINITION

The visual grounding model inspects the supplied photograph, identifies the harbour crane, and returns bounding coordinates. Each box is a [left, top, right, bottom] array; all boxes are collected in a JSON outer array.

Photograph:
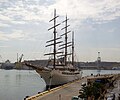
[[15, 54, 24, 69]]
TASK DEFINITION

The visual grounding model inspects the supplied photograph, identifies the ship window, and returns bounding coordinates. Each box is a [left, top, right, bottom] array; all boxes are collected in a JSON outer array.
[[62, 72, 79, 75]]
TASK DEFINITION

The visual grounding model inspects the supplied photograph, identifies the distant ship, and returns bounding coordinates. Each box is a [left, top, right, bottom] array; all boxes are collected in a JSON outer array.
[[1, 60, 14, 69], [25, 9, 82, 88], [112, 67, 120, 70]]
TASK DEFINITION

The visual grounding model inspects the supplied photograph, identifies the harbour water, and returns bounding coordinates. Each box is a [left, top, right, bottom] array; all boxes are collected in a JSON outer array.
[[0, 69, 120, 100], [0, 69, 46, 100]]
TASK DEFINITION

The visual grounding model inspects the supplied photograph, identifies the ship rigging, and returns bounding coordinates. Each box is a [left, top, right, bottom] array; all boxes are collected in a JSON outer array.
[[25, 9, 82, 89]]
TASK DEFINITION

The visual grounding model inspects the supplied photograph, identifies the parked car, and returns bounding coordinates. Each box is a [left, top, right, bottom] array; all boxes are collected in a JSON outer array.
[[72, 96, 83, 100], [107, 97, 113, 100], [81, 82, 87, 87], [106, 92, 115, 100]]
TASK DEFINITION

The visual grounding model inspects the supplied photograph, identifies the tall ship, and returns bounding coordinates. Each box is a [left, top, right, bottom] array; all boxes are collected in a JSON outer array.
[[25, 9, 82, 89]]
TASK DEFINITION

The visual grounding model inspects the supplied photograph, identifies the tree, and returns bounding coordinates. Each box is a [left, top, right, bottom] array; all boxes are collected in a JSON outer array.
[[79, 82, 104, 100], [79, 84, 93, 100]]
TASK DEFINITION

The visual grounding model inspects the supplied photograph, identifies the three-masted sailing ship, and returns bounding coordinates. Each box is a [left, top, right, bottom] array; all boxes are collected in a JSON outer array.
[[25, 9, 82, 88]]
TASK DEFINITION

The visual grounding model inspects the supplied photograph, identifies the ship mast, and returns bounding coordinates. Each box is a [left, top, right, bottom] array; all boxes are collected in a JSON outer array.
[[53, 9, 57, 68], [58, 15, 71, 66], [72, 31, 74, 66], [45, 9, 62, 68]]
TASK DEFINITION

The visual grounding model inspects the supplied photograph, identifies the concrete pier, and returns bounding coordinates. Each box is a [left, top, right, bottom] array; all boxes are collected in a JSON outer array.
[[26, 77, 87, 100], [25, 74, 117, 100]]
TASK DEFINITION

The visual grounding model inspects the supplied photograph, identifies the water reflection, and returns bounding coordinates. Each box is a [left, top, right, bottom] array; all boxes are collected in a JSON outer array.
[[16, 73, 21, 86], [0, 69, 46, 100]]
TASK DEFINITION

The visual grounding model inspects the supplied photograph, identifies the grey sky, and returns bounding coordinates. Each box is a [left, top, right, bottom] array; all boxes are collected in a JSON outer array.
[[0, 0, 120, 62]]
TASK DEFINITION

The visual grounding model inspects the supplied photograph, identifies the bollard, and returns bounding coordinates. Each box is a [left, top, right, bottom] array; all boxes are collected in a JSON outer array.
[[24, 96, 29, 100], [38, 92, 41, 94], [59, 94, 61, 100]]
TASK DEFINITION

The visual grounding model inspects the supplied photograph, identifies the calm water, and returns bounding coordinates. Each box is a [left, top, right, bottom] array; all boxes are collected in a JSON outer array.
[[0, 69, 46, 100], [0, 69, 120, 100]]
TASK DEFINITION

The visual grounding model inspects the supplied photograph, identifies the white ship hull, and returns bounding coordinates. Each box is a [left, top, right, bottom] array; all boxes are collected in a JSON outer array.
[[36, 68, 82, 87]]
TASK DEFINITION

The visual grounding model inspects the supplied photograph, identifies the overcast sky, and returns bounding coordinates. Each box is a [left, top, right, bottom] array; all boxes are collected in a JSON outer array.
[[0, 0, 120, 62]]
